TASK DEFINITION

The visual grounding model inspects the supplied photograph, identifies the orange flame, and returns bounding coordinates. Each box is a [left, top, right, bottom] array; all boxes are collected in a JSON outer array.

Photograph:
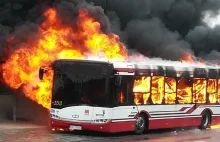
[[207, 79, 217, 103], [151, 76, 165, 104], [165, 77, 176, 104], [133, 76, 220, 105], [181, 52, 206, 65], [193, 78, 206, 103], [133, 76, 151, 105], [2, 8, 127, 109]]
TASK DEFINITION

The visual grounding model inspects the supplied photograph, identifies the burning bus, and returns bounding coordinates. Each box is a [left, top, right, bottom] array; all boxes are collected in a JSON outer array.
[[39, 59, 220, 134]]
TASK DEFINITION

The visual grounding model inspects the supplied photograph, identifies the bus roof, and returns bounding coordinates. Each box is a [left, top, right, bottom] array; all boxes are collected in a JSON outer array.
[[53, 59, 220, 73]]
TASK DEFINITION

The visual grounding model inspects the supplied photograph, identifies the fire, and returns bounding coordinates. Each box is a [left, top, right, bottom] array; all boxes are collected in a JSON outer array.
[[181, 52, 206, 65], [118, 91, 125, 103], [207, 79, 217, 103], [211, 124, 220, 129], [218, 80, 220, 103], [133, 76, 220, 105], [177, 78, 192, 104], [133, 76, 176, 105], [2, 8, 127, 109], [151, 76, 164, 104], [165, 77, 176, 104], [133, 76, 151, 105], [193, 78, 206, 103]]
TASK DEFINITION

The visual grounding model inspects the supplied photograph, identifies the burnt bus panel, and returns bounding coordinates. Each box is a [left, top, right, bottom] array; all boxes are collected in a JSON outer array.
[[135, 69, 152, 76], [179, 71, 191, 78], [208, 69, 218, 79], [218, 69, 220, 78], [193, 68, 207, 78], [153, 66, 164, 76], [134, 64, 151, 76], [165, 66, 177, 78]]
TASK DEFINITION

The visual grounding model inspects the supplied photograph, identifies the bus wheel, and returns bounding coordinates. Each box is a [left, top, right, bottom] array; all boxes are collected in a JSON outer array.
[[134, 114, 146, 135], [199, 111, 210, 129]]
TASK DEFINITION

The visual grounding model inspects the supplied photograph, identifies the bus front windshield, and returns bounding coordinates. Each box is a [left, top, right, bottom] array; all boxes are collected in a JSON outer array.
[[51, 73, 108, 108]]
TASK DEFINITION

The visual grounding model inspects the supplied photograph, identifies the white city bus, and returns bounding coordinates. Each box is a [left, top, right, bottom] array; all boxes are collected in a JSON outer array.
[[39, 59, 220, 134]]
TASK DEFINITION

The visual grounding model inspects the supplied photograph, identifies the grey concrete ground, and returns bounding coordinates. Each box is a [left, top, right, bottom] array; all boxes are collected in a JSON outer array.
[[0, 122, 220, 142]]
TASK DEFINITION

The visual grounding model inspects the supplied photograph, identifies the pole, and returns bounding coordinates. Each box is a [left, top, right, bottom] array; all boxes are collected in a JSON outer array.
[[12, 92, 16, 121]]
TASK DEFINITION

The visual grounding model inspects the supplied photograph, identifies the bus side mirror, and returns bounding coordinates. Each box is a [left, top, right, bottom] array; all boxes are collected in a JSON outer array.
[[39, 68, 44, 80], [115, 76, 122, 86], [39, 67, 48, 80]]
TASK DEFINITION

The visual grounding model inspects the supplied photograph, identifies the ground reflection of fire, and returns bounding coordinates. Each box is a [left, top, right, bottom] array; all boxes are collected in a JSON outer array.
[[133, 77, 220, 104]]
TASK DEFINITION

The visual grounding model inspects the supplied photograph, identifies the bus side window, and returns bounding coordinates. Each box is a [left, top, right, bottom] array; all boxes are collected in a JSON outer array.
[[133, 76, 151, 105], [207, 79, 217, 104], [218, 79, 220, 103], [117, 81, 127, 103], [151, 76, 165, 104], [117, 76, 133, 104], [177, 77, 192, 104], [165, 77, 176, 104], [193, 78, 206, 104]]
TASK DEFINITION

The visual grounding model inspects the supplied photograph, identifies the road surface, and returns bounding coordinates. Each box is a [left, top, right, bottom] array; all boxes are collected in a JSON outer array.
[[0, 122, 220, 142]]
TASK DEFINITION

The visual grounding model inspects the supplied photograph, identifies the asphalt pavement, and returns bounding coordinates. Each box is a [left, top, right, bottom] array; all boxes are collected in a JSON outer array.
[[0, 122, 220, 142]]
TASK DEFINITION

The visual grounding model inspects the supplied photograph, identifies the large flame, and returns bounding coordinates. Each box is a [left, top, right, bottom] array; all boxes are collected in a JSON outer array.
[[133, 76, 151, 105], [2, 8, 127, 109], [181, 52, 206, 65]]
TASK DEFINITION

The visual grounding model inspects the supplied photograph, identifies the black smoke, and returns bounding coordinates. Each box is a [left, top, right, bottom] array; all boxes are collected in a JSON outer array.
[[96, 0, 220, 61], [1, 0, 220, 61]]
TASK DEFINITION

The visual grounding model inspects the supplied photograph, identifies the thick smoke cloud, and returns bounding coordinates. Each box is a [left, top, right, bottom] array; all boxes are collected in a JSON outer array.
[[1, 0, 220, 62], [99, 0, 220, 61], [125, 18, 192, 60], [55, 0, 111, 33]]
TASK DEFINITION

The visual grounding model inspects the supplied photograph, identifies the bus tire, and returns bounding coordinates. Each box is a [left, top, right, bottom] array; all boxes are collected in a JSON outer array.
[[199, 111, 211, 129], [134, 113, 147, 135]]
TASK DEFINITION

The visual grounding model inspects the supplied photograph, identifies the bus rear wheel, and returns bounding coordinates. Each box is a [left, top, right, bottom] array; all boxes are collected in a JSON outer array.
[[199, 111, 211, 129], [134, 114, 146, 135]]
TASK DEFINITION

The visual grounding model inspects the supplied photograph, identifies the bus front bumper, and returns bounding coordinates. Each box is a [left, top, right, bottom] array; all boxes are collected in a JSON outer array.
[[50, 118, 135, 133]]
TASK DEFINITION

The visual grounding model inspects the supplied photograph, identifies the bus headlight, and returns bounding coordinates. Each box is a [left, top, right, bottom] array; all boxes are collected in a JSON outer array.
[[92, 119, 110, 124]]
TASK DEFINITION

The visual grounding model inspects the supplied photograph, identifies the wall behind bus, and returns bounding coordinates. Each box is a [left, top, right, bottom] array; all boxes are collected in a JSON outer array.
[[0, 91, 49, 125], [15, 93, 49, 125], [0, 95, 14, 121]]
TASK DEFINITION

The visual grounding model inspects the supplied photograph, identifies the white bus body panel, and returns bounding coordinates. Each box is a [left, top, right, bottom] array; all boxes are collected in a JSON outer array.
[[51, 106, 113, 122]]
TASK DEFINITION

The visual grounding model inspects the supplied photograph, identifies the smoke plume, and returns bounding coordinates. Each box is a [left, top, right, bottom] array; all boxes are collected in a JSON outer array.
[[1, 0, 220, 62]]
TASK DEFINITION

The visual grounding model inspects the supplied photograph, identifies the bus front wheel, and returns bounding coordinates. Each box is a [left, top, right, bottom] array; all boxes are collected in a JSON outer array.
[[134, 114, 146, 134], [199, 111, 211, 129]]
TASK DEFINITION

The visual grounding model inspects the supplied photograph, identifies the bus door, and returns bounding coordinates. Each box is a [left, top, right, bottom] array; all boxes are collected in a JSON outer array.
[[112, 75, 138, 120]]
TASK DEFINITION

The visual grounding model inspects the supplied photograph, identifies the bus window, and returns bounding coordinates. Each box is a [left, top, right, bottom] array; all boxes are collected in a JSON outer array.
[[165, 77, 176, 104], [117, 81, 127, 103], [193, 78, 206, 104], [177, 77, 192, 104], [218, 79, 220, 103], [133, 76, 151, 105], [151, 76, 165, 104], [207, 79, 217, 104]]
